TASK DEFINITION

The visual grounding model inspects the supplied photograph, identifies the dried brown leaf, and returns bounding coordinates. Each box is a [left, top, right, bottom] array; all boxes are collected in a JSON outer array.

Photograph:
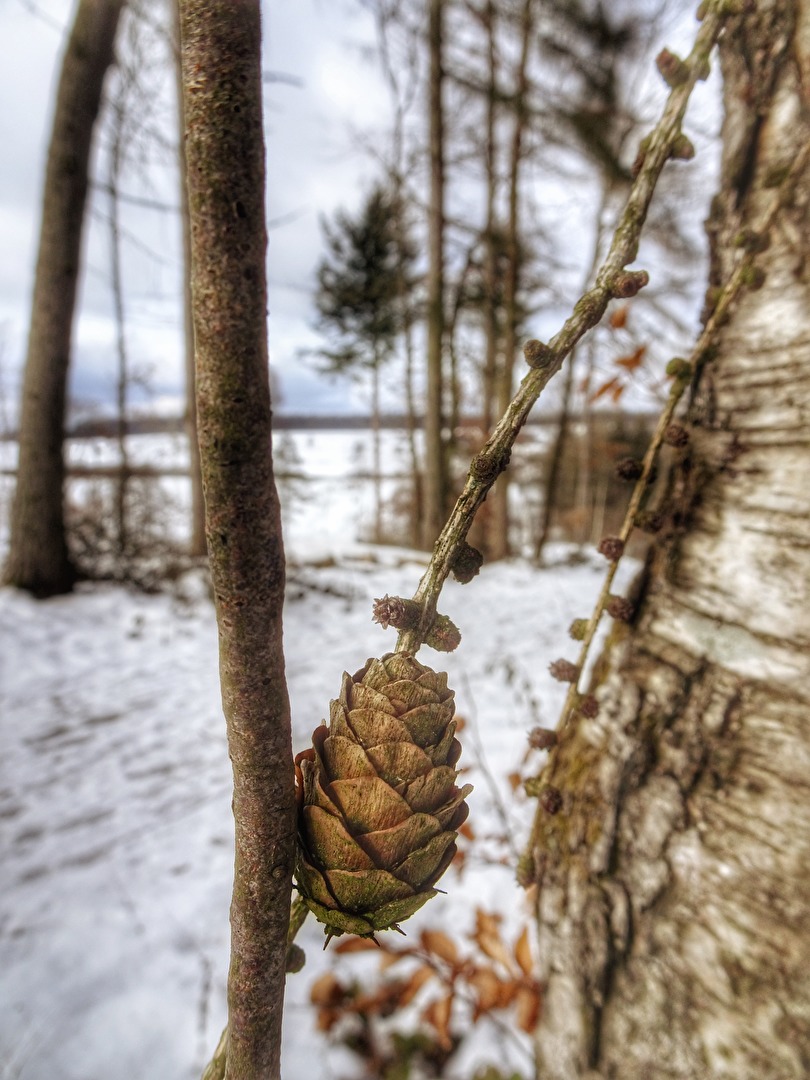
[[379, 949, 408, 972], [514, 926, 533, 976], [468, 967, 501, 1011], [315, 1007, 342, 1032], [515, 985, 542, 1032], [333, 936, 381, 955], [421, 929, 460, 966], [615, 344, 646, 371], [423, 993, 454, 1050], [310, 972, 345, 1007], [398, 964, 435, 1007], [590, 375, 620, 403], [473, 910, 515, 973]]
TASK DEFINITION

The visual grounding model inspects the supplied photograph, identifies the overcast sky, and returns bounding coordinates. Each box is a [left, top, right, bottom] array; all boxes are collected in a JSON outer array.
[[0, 0, 719, 429], [0, 0, 397, 424]]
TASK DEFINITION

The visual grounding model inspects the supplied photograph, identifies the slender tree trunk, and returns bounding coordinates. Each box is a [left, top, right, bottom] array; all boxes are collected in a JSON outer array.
[[422, 0, 447, 549], [174, 0, 207, 558], [390, 177, 422, 547], [3, 0, 125, 595], [179, 3, 295, 1078], [487, 0, 532, 561], [371, 350, 382, 542], [108, 104, 130, 560], [401, 255, 421, 544], [529, 7, 810, 1076], [533, 347, 575, 561], [535, 194, 609, 562], [481, 0, 500, 440]]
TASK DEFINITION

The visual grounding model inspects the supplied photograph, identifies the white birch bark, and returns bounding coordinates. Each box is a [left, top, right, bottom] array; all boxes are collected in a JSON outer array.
[[531, 4, 810, 1077]]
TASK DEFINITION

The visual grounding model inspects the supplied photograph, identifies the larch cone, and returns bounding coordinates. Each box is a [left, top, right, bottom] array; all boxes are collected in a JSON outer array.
[[294, 653, 473, 939]]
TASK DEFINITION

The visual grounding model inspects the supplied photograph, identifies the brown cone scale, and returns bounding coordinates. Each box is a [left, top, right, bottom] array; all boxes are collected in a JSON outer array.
[[294, 654, 473, 939]]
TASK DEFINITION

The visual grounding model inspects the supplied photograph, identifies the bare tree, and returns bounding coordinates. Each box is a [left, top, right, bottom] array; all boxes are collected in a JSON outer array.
[[3, 0, 125, 595], [486, 0, 534, 560], [422, 0, 449, 549], [178, 1, 295, 1077]]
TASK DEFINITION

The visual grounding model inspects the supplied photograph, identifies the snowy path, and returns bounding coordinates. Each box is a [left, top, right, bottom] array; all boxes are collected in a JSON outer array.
[[0, 550, 627, 1079]]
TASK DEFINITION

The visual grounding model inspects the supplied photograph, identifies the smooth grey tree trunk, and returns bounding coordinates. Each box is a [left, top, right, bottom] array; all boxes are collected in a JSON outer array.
[[3, 0, 125, 595], [529, 5, 810, 1077]]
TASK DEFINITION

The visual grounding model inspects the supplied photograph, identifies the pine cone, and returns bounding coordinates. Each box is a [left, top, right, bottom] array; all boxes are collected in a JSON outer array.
[[295, 653, 473, 939]]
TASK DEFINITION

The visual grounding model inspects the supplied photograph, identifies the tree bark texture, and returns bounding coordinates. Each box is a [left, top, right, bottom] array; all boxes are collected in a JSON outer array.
[[174, 0, 207, 559], [422, 0, 448, 549], [487, 0, 533, 562], [3, 0, 125, 595], [178, 4, 296, 1078], [530, 5, 810, 1078]]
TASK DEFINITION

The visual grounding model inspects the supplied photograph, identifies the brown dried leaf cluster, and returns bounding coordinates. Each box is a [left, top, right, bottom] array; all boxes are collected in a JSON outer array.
[[310, 907, 542, 1056]]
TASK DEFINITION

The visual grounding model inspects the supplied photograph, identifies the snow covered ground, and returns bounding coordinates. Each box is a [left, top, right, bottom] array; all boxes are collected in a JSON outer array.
[[0, 434, 635, 1080]]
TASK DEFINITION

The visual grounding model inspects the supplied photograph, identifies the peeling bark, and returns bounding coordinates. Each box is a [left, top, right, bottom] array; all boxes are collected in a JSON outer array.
[[531, 5, 810, 1077]]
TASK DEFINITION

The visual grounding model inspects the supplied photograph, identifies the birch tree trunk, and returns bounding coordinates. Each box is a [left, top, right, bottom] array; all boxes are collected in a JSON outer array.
[[179, 3, 295, 1076], [3, 0, 125, 595], [529, 5, 810, 1078]]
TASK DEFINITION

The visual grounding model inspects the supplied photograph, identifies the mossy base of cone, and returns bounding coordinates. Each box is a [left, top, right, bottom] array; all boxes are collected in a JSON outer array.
[[295, 654, 472, 940]]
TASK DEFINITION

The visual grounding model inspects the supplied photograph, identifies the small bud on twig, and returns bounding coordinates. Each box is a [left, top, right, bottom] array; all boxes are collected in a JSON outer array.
[[450, 542, 484, 584], [568, 618, 589, 641], [528, 727, 558, 751], [425, 613, 462, 653], [611, 270, 649, 299], [636, 510, 665, 534], [471, 447, 511, 483], [549, 658, 580, 684], [615, 457, 644, 482], [539, 785, 563, 815], [734, 229, 770, 254], [740, 265, 766, 291], [666, 357, 692, 379], [664, 423, 689, 448], [285, 943, 306, 974], [578, 694, 599, 719], [670, 133, 696, 162], [598, 536, 625, 562], [656, 48, 689, 87], [523, 339, 554, 370], [606, 595, 635, 622], [373, 595, 420, 631]]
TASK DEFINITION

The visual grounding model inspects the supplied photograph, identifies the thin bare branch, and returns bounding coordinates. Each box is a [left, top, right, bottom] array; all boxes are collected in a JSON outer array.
[[394, 6, 726, 655]]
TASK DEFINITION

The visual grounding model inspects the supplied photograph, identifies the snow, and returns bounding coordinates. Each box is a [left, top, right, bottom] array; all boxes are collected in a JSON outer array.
[[0, 433, 636, 1080]]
